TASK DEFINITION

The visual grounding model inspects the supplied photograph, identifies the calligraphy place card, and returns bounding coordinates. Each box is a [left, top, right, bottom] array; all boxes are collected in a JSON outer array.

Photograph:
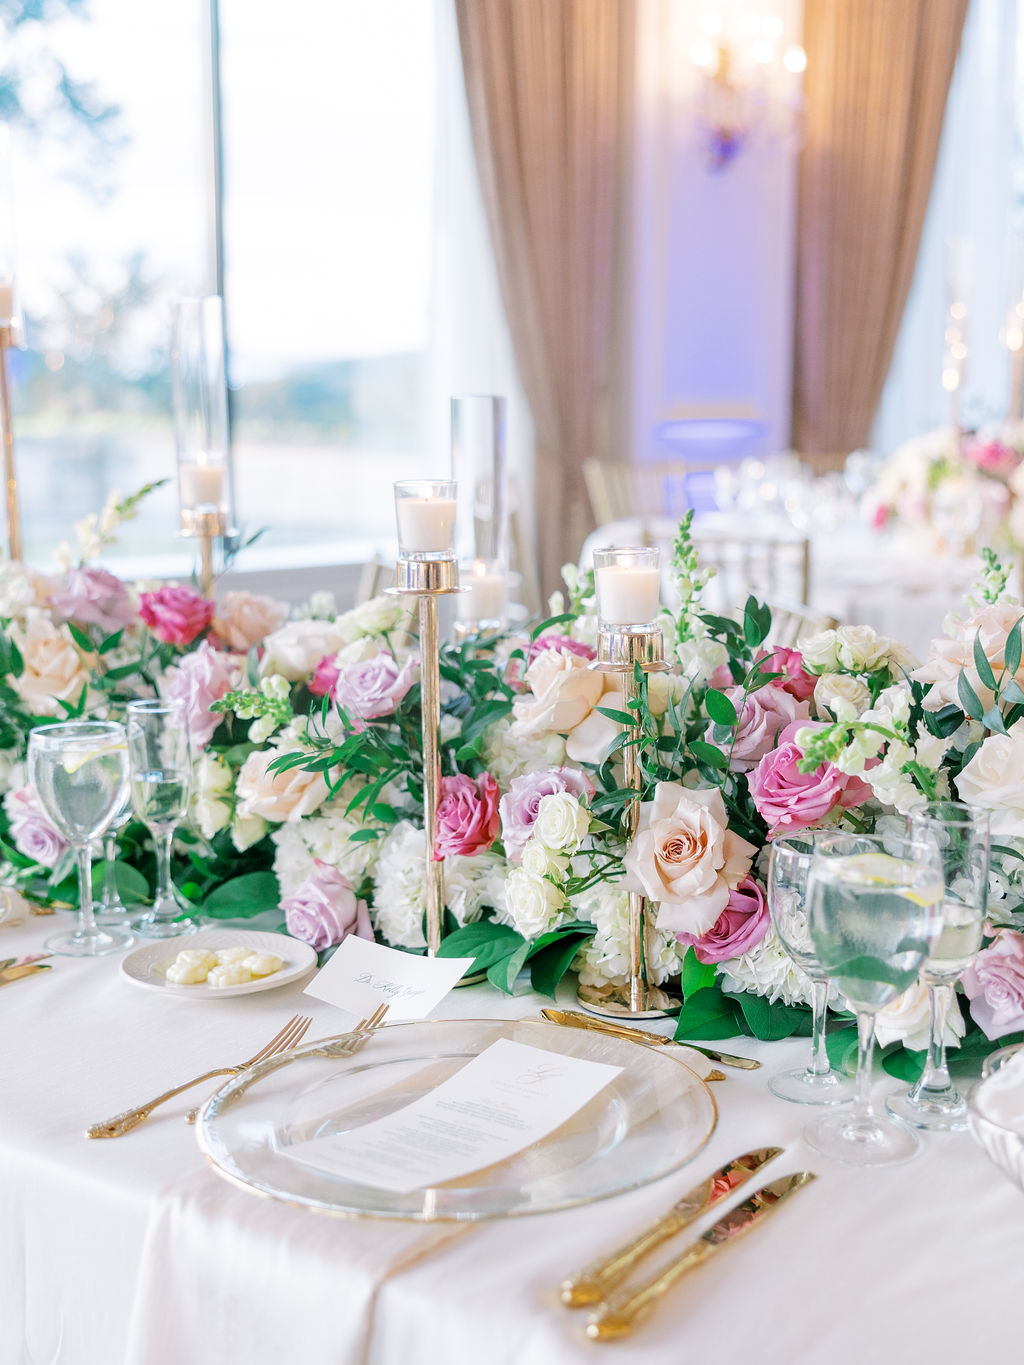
[[303, 936, 475, 1022]]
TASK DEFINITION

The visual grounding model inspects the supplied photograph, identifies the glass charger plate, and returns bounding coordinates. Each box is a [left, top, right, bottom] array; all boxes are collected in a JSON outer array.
[[197, 1017, 717, 1221]]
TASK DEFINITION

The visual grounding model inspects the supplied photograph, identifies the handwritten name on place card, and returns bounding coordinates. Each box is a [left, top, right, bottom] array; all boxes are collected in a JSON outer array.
[[303, 936, 475, 1022]]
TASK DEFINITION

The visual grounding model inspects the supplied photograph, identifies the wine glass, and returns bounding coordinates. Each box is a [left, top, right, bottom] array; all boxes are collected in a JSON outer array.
[[126, 699, 197, 939], [886, 801, 989, 1131], [804, 831, 944, 1166], [766, 833, 855, 1105], [27, 721, 131, 957], [94, 793, 134, 926]]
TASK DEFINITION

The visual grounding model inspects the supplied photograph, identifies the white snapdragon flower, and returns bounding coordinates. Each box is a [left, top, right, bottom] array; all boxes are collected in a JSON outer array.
[[533, 791, 590, 855], [191, 751, 233, 840], [505, 867, 565, 938], [307, 590, 337, 620]]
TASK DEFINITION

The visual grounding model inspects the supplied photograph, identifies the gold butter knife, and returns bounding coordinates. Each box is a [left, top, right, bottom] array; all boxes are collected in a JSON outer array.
[[560, 1147, 782, 1307], [540, 1007, 760, 1070], [586, 1173, 816, 1340]]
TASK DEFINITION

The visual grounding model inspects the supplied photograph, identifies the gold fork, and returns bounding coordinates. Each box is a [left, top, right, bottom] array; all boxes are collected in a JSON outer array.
[[217, 1003, 390, 1110], [85, 1014, 313, 1139]]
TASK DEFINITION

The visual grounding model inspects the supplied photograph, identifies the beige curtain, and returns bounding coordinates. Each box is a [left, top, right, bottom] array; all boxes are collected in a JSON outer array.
[[793, 0, 969, 455], [455, 0, 634, 598]]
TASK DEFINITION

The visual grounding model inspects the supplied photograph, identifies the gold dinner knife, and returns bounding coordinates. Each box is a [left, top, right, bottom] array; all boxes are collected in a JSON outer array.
[[0, 962, 52, 987], [540, 1007, 760, 1070], [560, 1147, 782, 1307], [586, 1172, 817, 1340]]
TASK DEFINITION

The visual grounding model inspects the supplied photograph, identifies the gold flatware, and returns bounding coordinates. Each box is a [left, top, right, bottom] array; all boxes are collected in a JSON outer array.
[[0, 962, 52, 987], [218, 1003, 391, 1110], [560, 1147, 782, 1308], [85, 1013, 313, 1139], [540, 1008, 760, 1070], [183, 1013, 314, 1124], [586, 1172, 816, 1340]]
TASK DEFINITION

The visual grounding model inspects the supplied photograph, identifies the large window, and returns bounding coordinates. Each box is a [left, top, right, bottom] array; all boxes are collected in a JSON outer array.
[[5, 0, 512, 575]]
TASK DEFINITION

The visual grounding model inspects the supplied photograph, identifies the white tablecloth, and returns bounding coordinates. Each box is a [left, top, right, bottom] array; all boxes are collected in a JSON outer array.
[[2, 909, 1021, 1365], [580, 516, 979, 661]]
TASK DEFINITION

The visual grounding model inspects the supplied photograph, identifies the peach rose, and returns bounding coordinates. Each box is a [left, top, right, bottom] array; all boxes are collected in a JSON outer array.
[[234, 748, 329, 823], [915, 598, 1024, 710], [10, 609, 91, 716], [512, 647, 604, 736], [623, 781, 757, 936], [213, 591, 289, 653]]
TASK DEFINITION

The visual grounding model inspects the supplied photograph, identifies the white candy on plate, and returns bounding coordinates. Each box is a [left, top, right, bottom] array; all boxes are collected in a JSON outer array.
[[244, 952, 284, 978], [207, 961, 255, 989]]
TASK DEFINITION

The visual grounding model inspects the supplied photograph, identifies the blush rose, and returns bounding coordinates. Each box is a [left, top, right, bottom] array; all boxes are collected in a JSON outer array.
[[434, 772, 501, 859]]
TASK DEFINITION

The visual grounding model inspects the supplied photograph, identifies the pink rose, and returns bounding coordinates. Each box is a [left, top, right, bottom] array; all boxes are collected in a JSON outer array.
[[309, 654, 341, 698], [676, 875, 770, 963], [162, 640, 241, 749], [623, 781, 757, 936], [212, 591, 289, 652], [964, 438, 1021, 478], [499, 767, 595, 861], [961, 931, 1024, 1039], [139, 586, 215, 647], [748, 721, 871, 835], [755, 646, 817, 702], [50, 566, 136, 635], [529, 633, 596, 663], [334, 651, 417, 727], [3, 786, 69, 868], [435, 772, 501, 859], [709, 685, 809, 772], [283, 859, 373, 951]]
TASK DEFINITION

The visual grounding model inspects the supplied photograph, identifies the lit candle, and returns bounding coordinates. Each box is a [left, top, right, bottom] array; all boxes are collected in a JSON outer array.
[[596, 565, 660, 625], [396, 496, 457, 554], [180, 461, 225, 510], [457, 563, 506, 622]]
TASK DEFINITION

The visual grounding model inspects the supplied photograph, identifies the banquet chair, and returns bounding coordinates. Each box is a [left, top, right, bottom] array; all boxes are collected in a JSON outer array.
[[692, 528, 812, 610], [763, 600, 838, 648], [582, 459, 718, 536], [355, 554, 392, 604]]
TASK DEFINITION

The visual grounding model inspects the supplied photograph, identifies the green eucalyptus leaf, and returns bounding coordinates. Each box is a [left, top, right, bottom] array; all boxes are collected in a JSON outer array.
[[973, 634, 998, 693], [957, 669, 985, 721], [688, 739, 729, 770], [705, 688, 738, 726]]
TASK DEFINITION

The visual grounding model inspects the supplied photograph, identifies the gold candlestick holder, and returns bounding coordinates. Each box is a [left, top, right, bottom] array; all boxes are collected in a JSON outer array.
[[387, 555, 461, 956], [0, 321, 20, 561], [576, 625, 682, 1021], [181, 508, 225, 596]]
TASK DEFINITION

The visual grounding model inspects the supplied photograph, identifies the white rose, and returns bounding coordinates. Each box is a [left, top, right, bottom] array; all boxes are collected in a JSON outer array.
[[834, 624, 894, 673], [874, 978, 964, 1052], [505, 867, 565, 937], [956, 727, 1024, 837], [533, 791, 590, 854], [521, 836, 570, 879], [675, 636, 729, 686], [813, 673, 872, 716], [647, 670, 685, 717], [231, 811, 268, 851], [259, 618, 348, 681], [796, 629, 839, 672]]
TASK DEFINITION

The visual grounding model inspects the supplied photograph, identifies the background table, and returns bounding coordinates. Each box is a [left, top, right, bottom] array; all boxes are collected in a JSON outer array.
[[2, 908, 1021, 1365]]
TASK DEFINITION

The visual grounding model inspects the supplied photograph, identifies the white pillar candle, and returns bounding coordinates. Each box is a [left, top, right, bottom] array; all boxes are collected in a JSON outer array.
[[596, 565, 660, 625], [180, 462, 225, 509], [457, 566, 506, 621], [397, 496, 457, 553]]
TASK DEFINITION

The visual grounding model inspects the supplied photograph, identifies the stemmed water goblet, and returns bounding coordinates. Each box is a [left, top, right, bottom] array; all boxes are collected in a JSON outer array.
[[766, 832, 855, 1105], [27, 720, 131, 957], [804, 830, 944, 1166], [126, 699, 198, 939], [886, 801, 989, 1131], [94, 793, 133, 926]]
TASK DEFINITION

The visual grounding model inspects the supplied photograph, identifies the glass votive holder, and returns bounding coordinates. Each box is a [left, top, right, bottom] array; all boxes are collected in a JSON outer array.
[[395, 479, 458, 561], [456, 559, 507, 629], [179, 457, 228, 534], [593, 546, 661, 632]]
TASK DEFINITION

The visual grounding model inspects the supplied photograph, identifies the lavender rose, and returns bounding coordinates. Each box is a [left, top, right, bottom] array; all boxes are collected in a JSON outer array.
[[3, 786, 69, 868], [709, 685, 808, 772], [499, 767, 594, 861], [283, 859, 373, 951], [675, 875, 770, 963], [162, 640, 241, 749], [962, 931, 1024, 1039], [50, 566, 136, 635], [334, 650, 417, 727], [435, 772, 500, 859]]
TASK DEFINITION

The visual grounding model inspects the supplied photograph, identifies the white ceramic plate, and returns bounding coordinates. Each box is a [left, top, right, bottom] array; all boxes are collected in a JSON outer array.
[[119, 929, 317, 998]]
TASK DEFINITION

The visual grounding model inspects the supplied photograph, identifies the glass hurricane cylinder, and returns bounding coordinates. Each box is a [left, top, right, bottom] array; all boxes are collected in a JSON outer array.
[[450, 394, 508, 566]]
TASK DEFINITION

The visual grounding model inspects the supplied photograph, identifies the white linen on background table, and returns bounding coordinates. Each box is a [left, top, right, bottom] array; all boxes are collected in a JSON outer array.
[[1, 908, 1022, 1365]]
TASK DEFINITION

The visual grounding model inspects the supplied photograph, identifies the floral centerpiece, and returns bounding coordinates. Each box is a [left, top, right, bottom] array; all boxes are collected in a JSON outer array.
[[4, 494, 1024, 1082]]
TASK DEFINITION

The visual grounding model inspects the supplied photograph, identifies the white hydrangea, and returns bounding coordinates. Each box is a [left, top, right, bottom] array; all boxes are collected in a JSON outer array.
[[718, 928, 817, 1007], [445, 850, 508, 927], [271, 822, 316, 899], [575, 882, 684, 988], [481, 717, 566, 787], [372, 822, 429, 948]]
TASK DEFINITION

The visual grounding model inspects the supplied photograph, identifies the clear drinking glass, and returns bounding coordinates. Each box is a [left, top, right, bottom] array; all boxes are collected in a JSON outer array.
[[94, 795, 134, 926], [127, 699, 197, 939], [766, 833, 855, 1105], [27, 721, 131, 957], [804, 831, 944, 1166], [886, 801, 989, 1131]]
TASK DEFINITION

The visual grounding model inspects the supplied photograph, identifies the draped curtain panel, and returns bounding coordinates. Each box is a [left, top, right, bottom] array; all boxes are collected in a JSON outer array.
[[455, 0, 635, 596], [793, 0, 969, 456]]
